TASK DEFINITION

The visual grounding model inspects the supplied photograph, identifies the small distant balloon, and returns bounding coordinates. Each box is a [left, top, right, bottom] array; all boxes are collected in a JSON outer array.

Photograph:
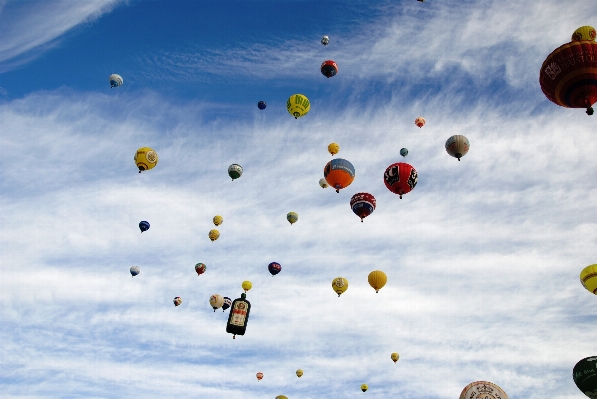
[[391, 353, 399, 363], [256, 372, 263, 381], [328, 142, 340, 156], [139, 221, 150, 233], [287, 94, 310, 119], [173, 297, 182, 307], [268, 262, 282, 276], [445, 135, 470, 161], [209, 294, 224, 312], [332, 277, 348, 297], [368, 270, 387, 293], [361, 384, 368, 392], [287, 212, 298, 225], [400, 148, 408, 157], [195, 263, 206, 276], [222, 297, 232, 312], [415, 117, 426, 128], [213, 215, 223, 226], [130, 266, 140, 277], [321, 60, 338, 78], [228, 164, 243, 180], [350, 192, 376, 222], [319, 178, 329, 188], [321, 35, 329, 46], [257, 101, 267, 110], [209, 229, 220, 242], [242, 281, 252, 292], [135, 147, 158, 173], [109, 74, 123, 88], [296, 369, 303, 378]]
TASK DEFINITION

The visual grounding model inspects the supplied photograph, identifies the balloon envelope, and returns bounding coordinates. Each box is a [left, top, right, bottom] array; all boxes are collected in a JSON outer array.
[[391, 352, 399, 363], [573, 356, 597, 398], [109, 74, 123, 88], [328, 142, 340, 156], [361, 384, 368, 392], [213, 215, 223, 226], [445, 135, 470, 161], [268, 262, 282, 276], [287, 94, 310, 119], [173, 297, 182, 306], [195, 263, 206, 276], [130, 266, 140, 277], [383, 162, 417, 198], [368, 270, 387, 293], [222, 297, 232, 311], [139, 221, 150, 232], [287, 212, 298, 225], [208, 229, 220, 242], [332, 277, 348, 297], [459, 381, 509, 399], [321, 35, 329, 46], [209, 294, 224, 311], [134, 147, 158, 173], [296, 369, 303, 377], [350, 192, 376, 222], [228, 164, 243, 180], [319, 178, 329, 188], [256, 372, 263, 381], [242, 281, 252, 292], [321, 60, 338, 78], [415, 117, 425, 127], [257, 101, 267, 110], [324, 158, 355, 193], [400, 148, 408, 157], [581, 265, 597, 294]]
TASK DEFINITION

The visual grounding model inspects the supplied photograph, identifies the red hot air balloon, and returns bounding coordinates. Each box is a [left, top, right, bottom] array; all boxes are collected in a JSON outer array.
[[256, 372, 263, 381], [539, 26, 597, 115], [384, 162, 417, 199], [321, 60, 338, 78], [350, 193, 376, 222]]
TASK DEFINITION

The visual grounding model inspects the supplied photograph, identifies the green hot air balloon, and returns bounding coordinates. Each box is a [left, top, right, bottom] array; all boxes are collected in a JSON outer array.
[[574, 356, 597, 398]]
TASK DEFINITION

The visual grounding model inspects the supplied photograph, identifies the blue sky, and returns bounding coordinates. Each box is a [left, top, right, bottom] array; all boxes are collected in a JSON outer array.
[[1, 1, 597, 398]]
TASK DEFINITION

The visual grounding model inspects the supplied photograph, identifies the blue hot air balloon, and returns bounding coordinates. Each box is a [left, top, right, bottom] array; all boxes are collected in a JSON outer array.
[[400, 148, 408, 157], [258, 101, 267, 110], [268, 262, 282, 276], [139, 221, 150, 233]]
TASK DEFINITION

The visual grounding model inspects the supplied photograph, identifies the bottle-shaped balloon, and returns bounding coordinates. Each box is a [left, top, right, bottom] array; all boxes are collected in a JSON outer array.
[[383, 162, 417, 199], [350, 192, 376, 222], [296, 369, 303, 378], [109, 74, 123, 88], [242, 281, 252, 292], [222, 296, 232, 312], [213, 215, 223, 226], [130, 266, 140, 277], [415, 117, 425, 128], [324, 158, 355, 193], [268, 262, 282, 276], [321, 35, 329, 46], [256, 372, 263, 381], [320, 60, 338, 78], [573, 356, 597, 398], [134, 147, 158, 173], [195, 263, 206, 276], [580, 265, 597, 295], [400, 148, 408, 157], [445, 135, 470, 161], [459, 381, 509, 399], [328, 142, 340, 156], [209, 294, 224, 312], [391, 352, 399, 363], [361, 384, 368, 392], [287, 94, 310, 119], [257, 101, 266, 110], [332, 277, 348, 297], [226, 292, 251, 339], [287, 212, 298, 225], [139, 221, 150, 233], [368, 270, 387, 293], [208, 229, 220, 242], [228, 164, 243, 180], [173, 296, 182, 307]]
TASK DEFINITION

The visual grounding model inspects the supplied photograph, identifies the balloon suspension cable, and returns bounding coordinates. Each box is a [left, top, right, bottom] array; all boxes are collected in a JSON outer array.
[[233, 335, 236, 339], [336, 189, 339, 193]]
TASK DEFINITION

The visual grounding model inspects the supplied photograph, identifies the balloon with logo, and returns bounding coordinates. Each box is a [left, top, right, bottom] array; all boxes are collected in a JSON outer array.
[[328, 142, 340, 156], [459, 381, 509, 399], [109, 74, 123, 88], [296, 369, 303, 378], [319, 178, 329, 188], [332, 277, 348, 297], [540, 26, 597, 115], [321, 35, 329, 46], [287, 212, 298, 225], [130, 266, 140, 277], [222, 296, 232, 312], [391, 353, 399, 363], [173, 297, 182, 307], [581, 265, 597, 295], [383, 162, 417, 199], [228, 164, 243, 180], [573, 356, 597, 398], [361, 384, 368, 392], [268, 262, 282, 276], [324, 158, 355, 193], [209, 294, 224, 312], [287, 94, 310, 119], [139, 221, 150, 233], [256, 372, 263, 381], [213, 215, 223, 226], [415, 117, 425, 128], [195, 263, 206, 276], [350, 192, 376, 222], [400, 148, 408, 157], [321, 60, 338, 78], [445, 135, 470, 161], [368, 270, 387, 293], [257, 101, 266, 110], [134, 147, 158, 173], [208, 229, 220, 242]]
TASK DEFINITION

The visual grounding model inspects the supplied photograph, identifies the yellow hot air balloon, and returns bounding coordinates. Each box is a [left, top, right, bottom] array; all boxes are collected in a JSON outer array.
[[287, 94, 310, 119], [208, 229, 220, 242], [213, 215, 223, 226], [361, 384, 368, 392], [242, 280, 252, 292], [391, 352, 399, 363], [571, 25, 596, 42], [296, 369, 303, 378], [276, 396, 288, 399], [332, 277, 348, 297], [287, 212, 298, 225], [328, 142, 340, 156], [134, 147, 158, 173], [368, 270, 387, 293], [580, 264, 597, 295]]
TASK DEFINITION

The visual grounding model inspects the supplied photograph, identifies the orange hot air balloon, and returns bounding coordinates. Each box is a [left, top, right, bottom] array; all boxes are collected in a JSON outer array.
[[256, 372, 263, 381], [324, 158, 355, 193], [415, 117, 425, 128]]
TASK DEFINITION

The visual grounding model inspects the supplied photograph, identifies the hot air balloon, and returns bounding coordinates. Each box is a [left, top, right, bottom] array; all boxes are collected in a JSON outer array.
[[324, 158, 355, 193], [134, 147, 158, 173], [459, 381, 509, 399], [195, 263, 206, 276], [287, 212, 298, 225], [383, 162, 417, 199], [138, 221, 150, 233], [580, 265, 597, 295], [209, 294, 224, 312], [130, 266, 140, 277], [321, 60, 338, 78], [400, 148, 408, 157], [350, 192, 376, 222], [332, 277, 348, 297], [258, 101, 267, 110], [173, 297, 182, 307], [321, 35, 329, 46], [109, 74, 123, 88], [276, 396, 288, 399], [213, 215, 223, 226], [361, 384, 368, 392], [319, 178, 329, 188], [208, 229, 220, 242], [445, 135, 470, 161], [228, 164, 243, 180], [573, 356, 597, 398], [226, 292, 251, 339], [268, 262, 282, 276], [222, 297, 232, 312], [540, 26, 597, 115], [328, 142, 340, 156], [391, 353, 399, 363], [296, 369, 303, 378], [256, 372, 263, 381], [368, 270, 387, 293], [287, 94, 310, 119], [415, 117, 425, 127], [242, 281, 252, 292]]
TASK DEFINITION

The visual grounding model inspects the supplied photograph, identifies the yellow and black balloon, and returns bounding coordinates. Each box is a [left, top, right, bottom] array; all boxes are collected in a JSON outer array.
[[581, 264, 597, 295], [361, 384, 368, 392], [134, 147, 158, 173], [287, 94, 310, 119], [332, 277, 348, 297], [208, 229, 220, 242]]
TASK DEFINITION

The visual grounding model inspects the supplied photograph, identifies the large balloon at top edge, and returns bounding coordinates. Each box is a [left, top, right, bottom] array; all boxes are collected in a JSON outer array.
[[287, 94, 310, 119], [572, 26, 597, 42], [324, 158, 355, 193], [321, 60, 338, 78], [134, 147, 158, 173], [268, 262, 282, 276], [383, 162, 417, 199], [445, 135, 470, 161], [350, 192, 376, 222], [109, 74, 123, 88], [540, 26, 597, 115], [574, 356, 597, 398], [458, 381, 509, 399]]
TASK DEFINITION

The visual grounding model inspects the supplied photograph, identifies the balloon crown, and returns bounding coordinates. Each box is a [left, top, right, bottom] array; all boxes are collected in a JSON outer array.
[[475, 384, 494, 394]]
